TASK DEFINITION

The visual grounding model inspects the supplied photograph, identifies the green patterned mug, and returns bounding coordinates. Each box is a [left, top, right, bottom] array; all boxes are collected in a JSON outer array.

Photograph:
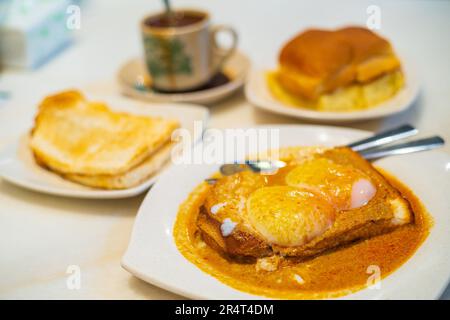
[[141, 9, 238, 92]]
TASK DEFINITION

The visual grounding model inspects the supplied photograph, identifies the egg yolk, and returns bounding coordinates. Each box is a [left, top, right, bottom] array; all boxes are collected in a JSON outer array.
[[246, 186, 336, 247], [285, 158, 376, 210]]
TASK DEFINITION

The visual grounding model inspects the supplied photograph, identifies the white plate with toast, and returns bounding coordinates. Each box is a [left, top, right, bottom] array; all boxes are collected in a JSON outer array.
[[245, 58, 420, 123], [0, 95, 209, 199], [122, 125, 450, 299]]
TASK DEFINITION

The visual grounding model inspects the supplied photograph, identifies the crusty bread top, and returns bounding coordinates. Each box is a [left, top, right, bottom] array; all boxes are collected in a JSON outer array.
[[30, 90, 179, 176], [278, 26, 401, 100]]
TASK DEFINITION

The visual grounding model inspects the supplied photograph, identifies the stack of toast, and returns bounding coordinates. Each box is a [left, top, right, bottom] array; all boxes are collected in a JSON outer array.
[[30, 90, 179, 189]]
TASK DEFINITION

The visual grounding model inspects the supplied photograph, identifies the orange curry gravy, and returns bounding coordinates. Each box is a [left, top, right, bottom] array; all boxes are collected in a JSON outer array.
[[173, 170, 432, 299]]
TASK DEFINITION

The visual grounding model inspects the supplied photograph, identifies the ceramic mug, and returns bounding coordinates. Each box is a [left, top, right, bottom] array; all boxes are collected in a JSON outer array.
[[141, 9, 238, 92]]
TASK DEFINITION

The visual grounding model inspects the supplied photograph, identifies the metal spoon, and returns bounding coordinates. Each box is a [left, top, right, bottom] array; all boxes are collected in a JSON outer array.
[[215, 124, 419, 177], [348, 124, 418, 151], [205, 126, 444, 184], [220, 160, 287, 176], [358, 136, 445, 160], [162, 0, 173, 16]]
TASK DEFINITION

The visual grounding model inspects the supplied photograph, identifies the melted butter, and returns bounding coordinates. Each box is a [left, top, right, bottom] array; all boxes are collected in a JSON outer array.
[[173, 170, 432, 299]]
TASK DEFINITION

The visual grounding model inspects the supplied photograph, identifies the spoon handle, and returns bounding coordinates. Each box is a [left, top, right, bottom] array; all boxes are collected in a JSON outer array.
[[163, 0, 172, 14], [207, 136, 445, 184], [359, 136, 445, 160], [348, 124, 418, 152]]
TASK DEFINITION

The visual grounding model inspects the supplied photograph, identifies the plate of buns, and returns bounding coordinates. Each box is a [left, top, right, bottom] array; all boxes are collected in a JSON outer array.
[[0, 90, 208, 198], [122, 125, 450, 299], [246, 26, 419, 123]]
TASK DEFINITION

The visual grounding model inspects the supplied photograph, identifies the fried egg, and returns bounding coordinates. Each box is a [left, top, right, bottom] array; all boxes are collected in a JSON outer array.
[[285, 158, 376, 210], [246, 186, 336, 247]]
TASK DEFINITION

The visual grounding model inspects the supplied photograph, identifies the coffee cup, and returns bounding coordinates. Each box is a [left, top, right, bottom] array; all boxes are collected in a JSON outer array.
[[141, 9, 238, 92]]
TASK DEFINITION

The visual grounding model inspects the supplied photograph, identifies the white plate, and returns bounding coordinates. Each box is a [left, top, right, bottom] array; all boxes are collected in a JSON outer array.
[[245, 59, 420, 123], [122, 124, 450, 299], [0, 95, 209, 199], [117, 50, 250, 105]]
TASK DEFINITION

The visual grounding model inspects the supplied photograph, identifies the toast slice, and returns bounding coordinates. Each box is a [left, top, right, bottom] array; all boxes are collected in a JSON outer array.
[[197, 147, 413, 259], [30, 90, 179, 176], [29, 90, 179, 189], [34, 141, 174, 189]]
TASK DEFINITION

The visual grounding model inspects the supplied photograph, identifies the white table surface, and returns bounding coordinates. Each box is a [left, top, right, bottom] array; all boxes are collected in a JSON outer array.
[[0, 0, 449, 299]]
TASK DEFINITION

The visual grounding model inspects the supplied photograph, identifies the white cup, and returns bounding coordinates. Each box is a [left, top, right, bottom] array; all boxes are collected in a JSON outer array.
[[141, 9, 238, 92]]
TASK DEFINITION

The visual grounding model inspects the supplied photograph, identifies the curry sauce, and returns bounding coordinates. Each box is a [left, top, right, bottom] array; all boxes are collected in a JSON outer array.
[[173, 170, 431, 299]]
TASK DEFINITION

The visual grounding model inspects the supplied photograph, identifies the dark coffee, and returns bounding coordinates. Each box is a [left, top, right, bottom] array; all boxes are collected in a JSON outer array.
[[152, 72, 231, 94], [144, 11, 205, 28]]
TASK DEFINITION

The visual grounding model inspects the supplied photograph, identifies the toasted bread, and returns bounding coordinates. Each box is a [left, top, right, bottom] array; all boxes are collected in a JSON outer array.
[[197, 147, 413, 259], [34, 141, 174, 189], [278, 26, 401, 100], [30, 90, 179, 176], [267, 69, 404, 111], [29, 90, 179, 189]]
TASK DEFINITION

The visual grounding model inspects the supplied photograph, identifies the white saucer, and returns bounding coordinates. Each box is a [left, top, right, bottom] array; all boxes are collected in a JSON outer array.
[[122, 124, 450, 299], [117, 50, 250, 105], [245, 58, 420, 123], [0, 95, 209, 199]]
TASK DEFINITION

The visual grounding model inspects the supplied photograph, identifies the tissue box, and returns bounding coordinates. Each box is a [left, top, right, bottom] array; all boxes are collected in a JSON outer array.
[[0, 0, 74, 69]]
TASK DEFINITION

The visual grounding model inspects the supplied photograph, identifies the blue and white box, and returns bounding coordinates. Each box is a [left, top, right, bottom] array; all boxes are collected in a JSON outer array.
[[0, 0, 75, 69]]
